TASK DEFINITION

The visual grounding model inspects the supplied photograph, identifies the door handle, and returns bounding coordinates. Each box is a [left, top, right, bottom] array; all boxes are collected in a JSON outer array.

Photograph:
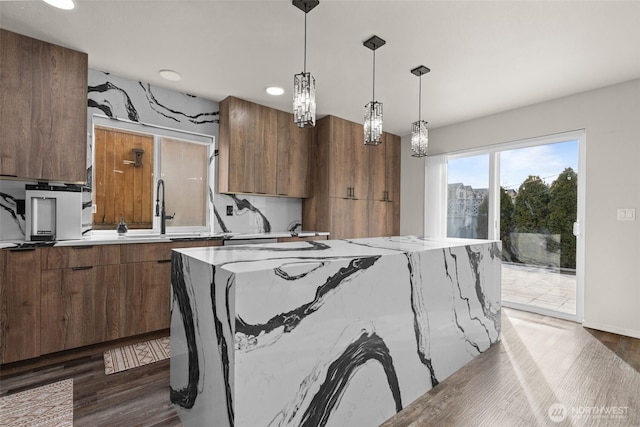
[[572, 219, 582, 237]]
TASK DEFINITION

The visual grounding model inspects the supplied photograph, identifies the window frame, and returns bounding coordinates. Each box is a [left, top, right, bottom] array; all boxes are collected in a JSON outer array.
[[91, 114, 214, 235]]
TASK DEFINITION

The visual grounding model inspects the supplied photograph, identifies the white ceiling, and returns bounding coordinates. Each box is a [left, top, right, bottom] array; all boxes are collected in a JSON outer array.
[[1, 0, 639, 137]]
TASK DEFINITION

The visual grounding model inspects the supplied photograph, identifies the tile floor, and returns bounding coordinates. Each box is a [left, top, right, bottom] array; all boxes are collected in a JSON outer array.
[[501, 263, 576, 314]]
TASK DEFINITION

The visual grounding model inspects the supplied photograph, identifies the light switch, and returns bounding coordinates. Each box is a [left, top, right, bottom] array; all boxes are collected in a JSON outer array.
[[617, 208, 635, 221]]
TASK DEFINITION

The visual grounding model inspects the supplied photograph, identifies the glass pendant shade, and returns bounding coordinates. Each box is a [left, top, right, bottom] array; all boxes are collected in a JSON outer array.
[[364, 101, 383, 145], [363, 35, 385, 146], [410, 65, 431, 157], [293, 71, 316, 128], [292, 0, 318, 128], [411, 120, 429, 157]]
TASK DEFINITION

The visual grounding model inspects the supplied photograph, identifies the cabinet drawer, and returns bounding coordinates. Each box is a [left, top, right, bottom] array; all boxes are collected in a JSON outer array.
[[120, 240, 222, 263], [42, 245, 120, 269]]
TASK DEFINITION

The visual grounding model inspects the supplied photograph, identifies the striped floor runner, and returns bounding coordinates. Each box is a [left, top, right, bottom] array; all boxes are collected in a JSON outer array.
[[0, 379, 73, 427], [103, 337, 171, 375]]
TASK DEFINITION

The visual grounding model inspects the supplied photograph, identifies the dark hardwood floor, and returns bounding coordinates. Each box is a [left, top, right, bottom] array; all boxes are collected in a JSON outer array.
[[1, 308, 639, 426]]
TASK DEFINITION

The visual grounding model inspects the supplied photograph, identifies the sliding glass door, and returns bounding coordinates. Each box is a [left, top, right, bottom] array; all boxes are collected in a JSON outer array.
[[500, 141, 579, 318], [439, 132, 584, 321]]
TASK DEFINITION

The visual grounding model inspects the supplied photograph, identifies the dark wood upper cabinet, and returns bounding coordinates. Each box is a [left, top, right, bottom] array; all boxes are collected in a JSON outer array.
[[218, 96, 310, 197], [0, 29, 88, 183], [303, 115, 400, 239], [276, 109, 310, 198]]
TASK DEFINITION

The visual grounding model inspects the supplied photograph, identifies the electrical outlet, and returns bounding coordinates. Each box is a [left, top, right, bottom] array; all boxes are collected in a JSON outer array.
[[226, 205, 233, 216]]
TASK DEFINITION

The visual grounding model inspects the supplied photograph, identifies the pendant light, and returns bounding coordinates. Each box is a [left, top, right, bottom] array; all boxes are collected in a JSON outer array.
[[410, 65, 430, 157], [363, 35, 385, 146], [292, 0, 319, 128]]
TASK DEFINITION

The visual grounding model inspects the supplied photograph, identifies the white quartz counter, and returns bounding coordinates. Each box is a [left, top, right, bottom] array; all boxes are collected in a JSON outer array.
[[170, 235, 501, 427], [0, 231, 330, 249]]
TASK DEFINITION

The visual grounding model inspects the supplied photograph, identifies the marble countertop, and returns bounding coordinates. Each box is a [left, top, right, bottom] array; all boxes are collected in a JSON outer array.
[[0, 230, 330, 249], [174, 235, 498, 273]]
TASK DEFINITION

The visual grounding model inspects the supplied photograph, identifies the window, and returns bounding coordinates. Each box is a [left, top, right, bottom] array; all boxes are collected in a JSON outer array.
[[446, 154, 489, 239], [428, 130, 585, 322], [92, 116, 213, 233]]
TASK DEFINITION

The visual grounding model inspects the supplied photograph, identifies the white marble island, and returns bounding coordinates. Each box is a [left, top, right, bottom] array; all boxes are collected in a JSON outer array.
[[170, 236, 501, 427]]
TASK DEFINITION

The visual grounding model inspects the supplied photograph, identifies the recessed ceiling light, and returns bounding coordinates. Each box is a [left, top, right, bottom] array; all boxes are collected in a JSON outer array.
[[159, 69, 182, 82], [266, 86, 285, 96], [42, 0, 75, 10]]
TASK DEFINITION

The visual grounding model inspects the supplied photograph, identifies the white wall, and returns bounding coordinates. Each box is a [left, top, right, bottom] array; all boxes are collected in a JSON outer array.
[[400, 135, 425, 236], [401, 78, 640, 338]]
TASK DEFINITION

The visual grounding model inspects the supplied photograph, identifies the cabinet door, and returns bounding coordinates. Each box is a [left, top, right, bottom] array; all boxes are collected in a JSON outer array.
[[368, 200, 396, 238], [276, 110, 310, 198], [276, 110, 291, 196], [120, 261, 171, 337], [0, 248, 41, 363], [331, 198, 368, 239], [368, 134, 387, 201], [255, 105, 277, 195], [385, 133, 401, 203], [288, 118, 311, 198], [0, 29, 87, 182], [41, 265, 120, 354], [328, 116, 355, 198], [0, 29, 34, 178], [351, 121, 370, 200], [219, 97, 256, 194], [386, 134, 401, 236], [327, 117, 368, 200]]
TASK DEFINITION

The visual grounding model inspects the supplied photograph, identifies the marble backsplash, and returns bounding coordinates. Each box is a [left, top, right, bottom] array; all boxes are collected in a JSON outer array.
[[0, 70, 302, 241]]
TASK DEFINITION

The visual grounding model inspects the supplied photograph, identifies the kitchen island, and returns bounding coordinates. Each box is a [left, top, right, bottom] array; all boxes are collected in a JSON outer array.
[[170, 236, 501, 426]]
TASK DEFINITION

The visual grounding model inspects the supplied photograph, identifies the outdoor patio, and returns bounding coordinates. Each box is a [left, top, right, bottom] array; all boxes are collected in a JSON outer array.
[[501, 263, 576, 314]]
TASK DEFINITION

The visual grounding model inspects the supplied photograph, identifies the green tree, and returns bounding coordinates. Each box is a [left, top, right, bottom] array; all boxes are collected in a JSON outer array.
[[514, 175, 549, 233], [476, 195, 488, 239], [547, 167, 577, 269], [500, 187, 516, 262], [475, 187, 517, 261]]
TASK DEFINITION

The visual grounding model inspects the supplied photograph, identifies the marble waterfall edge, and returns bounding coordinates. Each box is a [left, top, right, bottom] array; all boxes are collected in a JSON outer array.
[[170, 236, 501, 426]]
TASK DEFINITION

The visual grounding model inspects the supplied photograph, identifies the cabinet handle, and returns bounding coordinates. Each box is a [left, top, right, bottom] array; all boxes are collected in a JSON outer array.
[[8, 247, 36, 252], [71, 245, 94, 249], [71, 266, 93, 271], [157, 259, 172, 264]]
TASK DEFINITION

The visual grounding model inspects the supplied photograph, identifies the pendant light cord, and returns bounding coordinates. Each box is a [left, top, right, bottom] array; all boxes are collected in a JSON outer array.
[[372, 49, 376, 101], [418, 74, 422, 121], [303, 12, 307, 74]]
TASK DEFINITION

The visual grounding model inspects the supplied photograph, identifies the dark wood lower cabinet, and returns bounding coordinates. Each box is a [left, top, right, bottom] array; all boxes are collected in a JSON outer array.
[[0, 248, 41, 364], [40, 265, 120, 354], [368, 200, 398, 238], [0, 240, 222, 365], [331, 198, 369, 240], [119, 261, 171, 337]]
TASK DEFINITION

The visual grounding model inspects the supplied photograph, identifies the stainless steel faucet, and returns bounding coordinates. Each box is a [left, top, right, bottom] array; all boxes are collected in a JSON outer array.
[[155, 179, 174, 235]]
